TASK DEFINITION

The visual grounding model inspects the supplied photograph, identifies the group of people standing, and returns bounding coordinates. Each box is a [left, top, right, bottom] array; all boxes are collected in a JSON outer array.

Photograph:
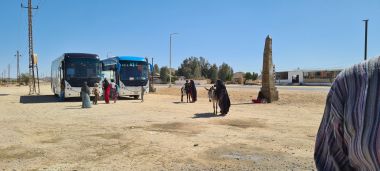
[[80, 78, 229, 116], [183, 80, 197, 103], [101, 78, 119, 104], [80, 78, 119, 108], [182, 79, 230, 115]]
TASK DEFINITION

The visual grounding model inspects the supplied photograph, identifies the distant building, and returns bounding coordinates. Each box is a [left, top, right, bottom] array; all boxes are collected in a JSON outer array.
[[232, 72, 245, 84], [152, 73, 162, 84], [276, 68, 342, 86]]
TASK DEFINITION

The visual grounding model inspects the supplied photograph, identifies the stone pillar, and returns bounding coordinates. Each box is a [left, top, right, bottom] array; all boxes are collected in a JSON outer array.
[[260, 35, 278, 103]]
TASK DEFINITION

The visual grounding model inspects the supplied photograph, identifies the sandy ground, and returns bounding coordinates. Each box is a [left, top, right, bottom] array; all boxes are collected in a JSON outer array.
[[0, 83, 328, 170]]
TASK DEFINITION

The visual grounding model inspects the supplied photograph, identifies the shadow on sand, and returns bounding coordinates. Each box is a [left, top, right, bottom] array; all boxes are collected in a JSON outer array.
[[173, 101, 186, 104], [192, 113, 224, 119], [19, 94, 144, 104], [19, 95, 86, 104], [65, 107, 83, 110], [0, 94, 10, 96], [231, 102, 253, 106], [117, 96, 140, 101], [19, 95, 58, 104]]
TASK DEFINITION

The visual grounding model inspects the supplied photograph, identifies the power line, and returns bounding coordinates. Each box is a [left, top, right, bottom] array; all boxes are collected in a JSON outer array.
[[33, 0, 47, 17]]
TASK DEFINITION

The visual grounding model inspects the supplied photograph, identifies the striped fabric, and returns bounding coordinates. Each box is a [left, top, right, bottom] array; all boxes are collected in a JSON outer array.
[[315, 56, 380, 170]]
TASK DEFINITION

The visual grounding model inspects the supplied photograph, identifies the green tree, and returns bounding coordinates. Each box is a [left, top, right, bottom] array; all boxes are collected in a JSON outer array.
[[193, 63, 202, 79], [218, 63, 234, 82], [244, 72, 253, 80], [199, 57, 210, 78], [252, 72, 259, 80], [228, 68, 234, 81], [160, 66, 170, 83], [177, 56, 211, 79], [209, 64, 218, 83], [154, 64, 160, 74], [176, 57, 193, 78]]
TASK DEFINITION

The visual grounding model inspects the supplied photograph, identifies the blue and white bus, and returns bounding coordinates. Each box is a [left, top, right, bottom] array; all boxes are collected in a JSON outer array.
[[101, 56, 150, 99], [51, 53, 102, 98]]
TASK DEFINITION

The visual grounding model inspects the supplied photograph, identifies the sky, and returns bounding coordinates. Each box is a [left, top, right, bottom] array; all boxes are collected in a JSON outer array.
[[0, 0, 379, 78]]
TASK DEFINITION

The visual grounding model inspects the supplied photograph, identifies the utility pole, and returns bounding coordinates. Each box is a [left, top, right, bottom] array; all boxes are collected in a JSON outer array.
[[15, 51, 21, 84], [8, 64, 10, 83], [169, 35, 172, 87], [363, 19, 369, 60], [169, 33, 178, 88], [3, 69, 6, 83], [22, 0, 39, 94]]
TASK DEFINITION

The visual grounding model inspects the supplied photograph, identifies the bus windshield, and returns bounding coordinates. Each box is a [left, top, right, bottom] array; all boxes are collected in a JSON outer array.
[[120, 61, 148, 86], [65, 58, 101, 87]]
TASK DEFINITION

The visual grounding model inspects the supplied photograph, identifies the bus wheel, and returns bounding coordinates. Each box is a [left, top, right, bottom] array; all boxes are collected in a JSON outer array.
[[133, 95, 139, 100]]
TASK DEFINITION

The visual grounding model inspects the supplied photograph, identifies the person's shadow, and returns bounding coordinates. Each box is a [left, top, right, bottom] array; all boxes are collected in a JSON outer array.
[[173, 101, 186, 104], [192, 113, 224, 119]]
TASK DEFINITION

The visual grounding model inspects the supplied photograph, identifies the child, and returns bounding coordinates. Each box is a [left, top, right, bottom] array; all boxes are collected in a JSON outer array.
[[110, 79, 118, 103], [114, 83, 119, 103], [92, 83, 100, 105]]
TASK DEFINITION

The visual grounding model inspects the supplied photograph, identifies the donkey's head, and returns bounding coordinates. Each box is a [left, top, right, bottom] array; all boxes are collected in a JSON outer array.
[[205, 86, 216, 102]]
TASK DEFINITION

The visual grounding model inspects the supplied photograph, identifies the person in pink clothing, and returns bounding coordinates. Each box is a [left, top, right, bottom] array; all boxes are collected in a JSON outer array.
[[102, 78, 111, 104]]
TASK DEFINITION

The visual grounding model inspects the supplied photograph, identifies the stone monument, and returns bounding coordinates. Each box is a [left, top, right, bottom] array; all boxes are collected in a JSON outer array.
[[259, 35, 279, 103]]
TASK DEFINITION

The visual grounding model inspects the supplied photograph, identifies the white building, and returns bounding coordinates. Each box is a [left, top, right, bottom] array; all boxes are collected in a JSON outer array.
[[276, 68, 342, 86]]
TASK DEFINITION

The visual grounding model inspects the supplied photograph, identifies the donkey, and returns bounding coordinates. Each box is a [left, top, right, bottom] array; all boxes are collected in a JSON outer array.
[[181, 85, 191, 103], [205, 86, 218, 115]]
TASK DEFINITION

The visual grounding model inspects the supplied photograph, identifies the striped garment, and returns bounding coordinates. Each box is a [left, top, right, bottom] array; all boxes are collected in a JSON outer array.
[[315, 56, 380, 170]]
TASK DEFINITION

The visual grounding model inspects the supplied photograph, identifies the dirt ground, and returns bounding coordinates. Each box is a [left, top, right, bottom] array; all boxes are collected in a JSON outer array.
[[0, 83, 328, 170]]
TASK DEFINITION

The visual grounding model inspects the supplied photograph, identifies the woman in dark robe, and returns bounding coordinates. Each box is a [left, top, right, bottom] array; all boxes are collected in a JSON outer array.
[[103, 78, 111, 104], [189, 80, 197, 102], [81, 82, 92, 108], [215, 80, 230, 115]]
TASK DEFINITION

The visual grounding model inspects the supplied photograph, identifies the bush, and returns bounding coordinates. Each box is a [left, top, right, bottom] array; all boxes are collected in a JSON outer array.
[[20, 73, 30, 85]]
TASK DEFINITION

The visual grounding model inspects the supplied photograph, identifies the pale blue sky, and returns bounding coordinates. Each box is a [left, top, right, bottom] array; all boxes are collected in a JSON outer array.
[[0, 0, 379, 77]]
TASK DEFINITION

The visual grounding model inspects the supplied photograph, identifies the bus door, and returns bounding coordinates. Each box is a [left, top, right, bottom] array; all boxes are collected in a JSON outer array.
[[116, 63, 121, 86]]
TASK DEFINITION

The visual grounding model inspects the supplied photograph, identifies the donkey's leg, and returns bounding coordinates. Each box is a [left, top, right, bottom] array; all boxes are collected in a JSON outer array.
[[216, 100, 218, 115], [213, 101, 216, 114], [215, 101, 218, 114]]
